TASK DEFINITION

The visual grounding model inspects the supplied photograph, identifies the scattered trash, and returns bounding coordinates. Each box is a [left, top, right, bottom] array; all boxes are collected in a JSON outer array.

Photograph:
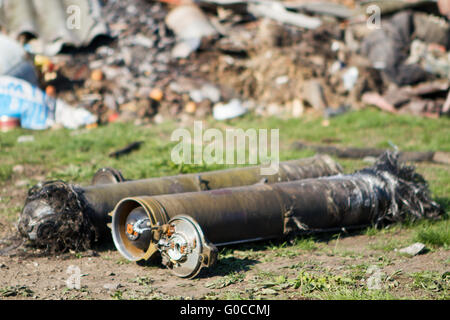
[[185, 101, 197, 114], [0, 76, 97, 130], [362, 81, 449, 118], [1, 0, 446, 122], [189, 84, 221, 103], [165, 4, 218, 58], [213, 99, 248, 120], [0, 115, 20, 132], [149, 88, 164, 102], [342, 67, 359, 91], [302, 80, 328, 112], [361, 11, 428, 86], [90, 69, 104, 82], [17, 135, 35, 143], [323, 105, 350, 118], [247, 1, 322, 30], [398, 242, 427, 256]]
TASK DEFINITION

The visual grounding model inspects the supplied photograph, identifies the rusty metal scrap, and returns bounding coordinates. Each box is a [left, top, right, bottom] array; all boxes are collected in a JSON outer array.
[[17, 155, 342, 252], [110, 152, 442, 278]]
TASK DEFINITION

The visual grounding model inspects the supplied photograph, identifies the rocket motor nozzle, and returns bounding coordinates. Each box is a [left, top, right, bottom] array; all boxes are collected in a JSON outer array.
[[158, 215, 217, 278], [111, 197, 217, 278]]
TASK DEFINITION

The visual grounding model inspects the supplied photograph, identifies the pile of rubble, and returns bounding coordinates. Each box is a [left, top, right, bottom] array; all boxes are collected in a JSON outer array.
[[1, 0, 449, 130]]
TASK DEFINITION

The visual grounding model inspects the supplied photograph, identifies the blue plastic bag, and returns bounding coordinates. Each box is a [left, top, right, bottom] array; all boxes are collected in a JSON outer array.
[[0, 76, 52, 129], [0, 76, 97, 130]]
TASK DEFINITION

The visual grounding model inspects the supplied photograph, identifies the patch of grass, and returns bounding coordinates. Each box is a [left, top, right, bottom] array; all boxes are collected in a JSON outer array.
[[413, 220, 449, 248], [411, 271, 449, 294], [111, 290, 125, 300], [116, 258, 132, 265], [0, 285, 34, 297], [1, 203, 23, 223], [265, 238, 318, 258], [0, 164, 13, 182], [131, 276, 154, 286], [346, 263, 370, 281], [309, 288, 400, 300], [288, 269, 408, 299], [283, 260, 323, 271], [220, 291, 246, 300], [369, 238, 410, 252], [291, 270, 354, 293], [292, 237, 318, 251], [204, 272, 245, 289], [363, 223, 403, 237]]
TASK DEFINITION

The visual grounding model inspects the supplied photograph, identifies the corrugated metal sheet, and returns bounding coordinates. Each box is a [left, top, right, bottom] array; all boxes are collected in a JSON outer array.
[[0, 0, 109, 55]]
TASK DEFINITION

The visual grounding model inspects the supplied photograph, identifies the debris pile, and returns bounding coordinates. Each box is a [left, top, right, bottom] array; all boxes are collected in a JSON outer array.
[[1, 0, 448, 129]]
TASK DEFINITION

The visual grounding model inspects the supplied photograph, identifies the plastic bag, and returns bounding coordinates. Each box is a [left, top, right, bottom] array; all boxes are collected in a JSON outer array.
[[0, 76, 97, 130]]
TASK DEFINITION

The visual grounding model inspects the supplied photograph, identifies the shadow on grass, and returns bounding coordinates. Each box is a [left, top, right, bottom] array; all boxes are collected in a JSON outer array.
[[435, 197, 449, 214]]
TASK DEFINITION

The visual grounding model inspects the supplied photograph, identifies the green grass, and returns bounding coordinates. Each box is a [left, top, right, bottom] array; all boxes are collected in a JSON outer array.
[[0, 164, 12, 182], [266, 238, 319, 258], [0, 285, 34, 298], [410, 271, 449, 296], [205, 272, 246, 289], [414, 220, 450, 248]]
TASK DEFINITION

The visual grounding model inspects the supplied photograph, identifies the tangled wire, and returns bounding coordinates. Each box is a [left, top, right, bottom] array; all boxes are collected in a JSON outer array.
[[359, 151, 443, 225], [14, 181, 97, 254]]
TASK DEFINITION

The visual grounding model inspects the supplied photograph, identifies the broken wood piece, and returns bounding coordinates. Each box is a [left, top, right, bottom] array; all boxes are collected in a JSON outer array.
[[109, 141, 144, 158], [292, 141, 450, 165], [247, 1, 322, 30]]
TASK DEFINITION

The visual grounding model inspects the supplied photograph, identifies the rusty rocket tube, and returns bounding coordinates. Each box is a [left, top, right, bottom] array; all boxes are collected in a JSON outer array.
[[111, 152, 442, 278], [18, 155, 342, 251]]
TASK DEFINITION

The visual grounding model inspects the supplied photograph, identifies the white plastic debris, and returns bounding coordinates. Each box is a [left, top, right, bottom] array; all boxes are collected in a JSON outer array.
[[166, 5, 217, 59], [342, 67, 359, 91], [275, 75, 289, 85], [213, 99, 248, 120], [54, 99, 98, 130], [17, 135, 35, 143], [189, 84, 221, 103], [248, 1, 322, 30]]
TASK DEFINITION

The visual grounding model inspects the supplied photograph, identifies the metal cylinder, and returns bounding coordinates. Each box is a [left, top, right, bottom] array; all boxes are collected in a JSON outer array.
[[19, 155, 342, 250], [111, 152, 442, 278]]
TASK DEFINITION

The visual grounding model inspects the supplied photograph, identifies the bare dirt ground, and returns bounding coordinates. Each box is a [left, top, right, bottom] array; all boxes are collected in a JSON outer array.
[[0, 232, 448, 300]]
